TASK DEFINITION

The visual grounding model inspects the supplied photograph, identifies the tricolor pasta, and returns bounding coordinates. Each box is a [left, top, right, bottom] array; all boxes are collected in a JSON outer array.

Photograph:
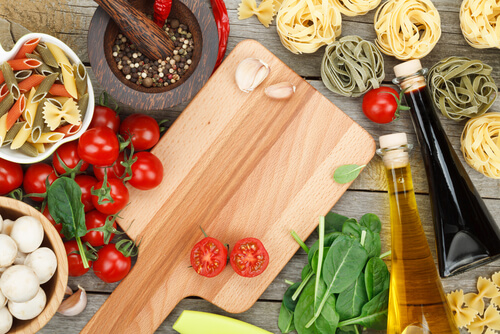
[[0, 39, 88, 157]]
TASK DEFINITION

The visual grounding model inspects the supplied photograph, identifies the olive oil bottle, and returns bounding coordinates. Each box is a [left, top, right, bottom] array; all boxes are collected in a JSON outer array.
[[378, 133, 458, 334]]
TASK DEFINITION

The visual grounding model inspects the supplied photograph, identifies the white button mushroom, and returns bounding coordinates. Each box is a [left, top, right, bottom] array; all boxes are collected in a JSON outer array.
[[0, 235, 17, 268], [0, 265, 39, 303], [1, 219, 14, 235], [25, 247, 57, 284], [10, 216, 44, 253], [0, 306, 12, 334], [8, 287, 46, 320], [14, 251, 27, 265], [0, 290, 5, 307]]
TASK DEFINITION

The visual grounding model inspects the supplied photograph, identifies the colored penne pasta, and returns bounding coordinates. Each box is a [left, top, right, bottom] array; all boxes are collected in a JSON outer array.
[[4, 121, 25, 145], [45, 98, 63, 109], [74, 63, 87, 97], [5, 94, 26, 130], [0, 114, 7, 146], [48, 83, 73, 98], [10, 121, 32, 149], [10, 22, 30, 42], [17, 142, 38, 157], [0, 70, 4, 85], [32, 73, 58, 103], [47, 43, 77, 99], [23, 87, 38, 126], [78, 93, 89, 120], [26, 53, 55, 76], [14, 70, 32, 81], [18, 74, 45, 93], [35, 43, 59, 68], [1, 62, 20, 100], [31, 98, 46, 143], [27, 131, 64, 143], [7, 58, 42, 71], [56, 122, 81, 137], [31, 142, 45, 154], [0, 84, 9, 103], [0, 93, 14, 118], [14, 37, 41, 59]]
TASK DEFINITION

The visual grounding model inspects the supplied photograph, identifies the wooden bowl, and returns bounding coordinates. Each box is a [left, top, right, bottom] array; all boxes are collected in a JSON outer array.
[[0, 197, 68, 334], [88, 0, 218, 110]]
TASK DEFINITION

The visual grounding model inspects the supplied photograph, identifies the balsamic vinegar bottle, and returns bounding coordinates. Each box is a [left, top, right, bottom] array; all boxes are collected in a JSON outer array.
[[393, 60, 500, 277], [378, 133, 459, 334]]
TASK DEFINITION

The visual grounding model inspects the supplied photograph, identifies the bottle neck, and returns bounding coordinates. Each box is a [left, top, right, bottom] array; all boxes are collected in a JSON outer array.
[[392, 69, 427, 92], [377, 144, 413, 170]]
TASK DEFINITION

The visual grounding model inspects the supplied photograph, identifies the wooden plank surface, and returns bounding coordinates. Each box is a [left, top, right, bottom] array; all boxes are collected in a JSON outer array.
[[1, 0, 499, 333]]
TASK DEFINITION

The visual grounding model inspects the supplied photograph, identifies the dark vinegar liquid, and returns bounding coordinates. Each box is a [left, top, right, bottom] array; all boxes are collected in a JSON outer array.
[[404, 85, 500, 277]]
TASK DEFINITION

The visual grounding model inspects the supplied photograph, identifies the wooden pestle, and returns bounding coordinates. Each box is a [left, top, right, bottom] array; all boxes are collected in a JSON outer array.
[[94, 0, 175, 60]]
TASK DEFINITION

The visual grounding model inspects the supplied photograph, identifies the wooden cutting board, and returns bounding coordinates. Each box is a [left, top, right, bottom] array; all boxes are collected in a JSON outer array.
[[81, 40, 375, 334]]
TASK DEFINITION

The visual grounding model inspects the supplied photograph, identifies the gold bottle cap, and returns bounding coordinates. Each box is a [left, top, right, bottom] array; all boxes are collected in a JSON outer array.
[[379, 133, 408, 149], [394, 59, 422, 78]]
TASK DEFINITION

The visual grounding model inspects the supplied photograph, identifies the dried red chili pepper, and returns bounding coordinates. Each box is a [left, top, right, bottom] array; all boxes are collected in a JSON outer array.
[[210, 0, 230, 72], [154, 0, 172, 28]]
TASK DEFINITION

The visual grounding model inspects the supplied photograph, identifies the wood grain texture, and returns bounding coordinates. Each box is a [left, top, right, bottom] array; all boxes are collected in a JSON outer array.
[[88, 0, 218, 109], [0, 197, 68, 334], [80, 39, 375, 334]]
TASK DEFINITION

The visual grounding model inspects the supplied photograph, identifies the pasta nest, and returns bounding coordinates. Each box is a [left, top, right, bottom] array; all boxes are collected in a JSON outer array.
[[428, 57, 497, 121], [276, 0, 342, 54], [460, 0, 500, 49], [332, 0, 381, 17], [374, 0, 441, 60], [320, 35, 384, 97], [461, 112, 500, 179]]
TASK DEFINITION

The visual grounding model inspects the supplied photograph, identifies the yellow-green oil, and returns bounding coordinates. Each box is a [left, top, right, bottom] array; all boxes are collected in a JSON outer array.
[[385, 164, 459, 334]]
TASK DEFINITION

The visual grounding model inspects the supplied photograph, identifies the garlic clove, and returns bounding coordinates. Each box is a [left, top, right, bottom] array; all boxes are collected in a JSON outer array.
[[265, 82, 296, 100], [57, 285, 86, 316], [235, 58, 270, 93], [64, 286, 73, 296]]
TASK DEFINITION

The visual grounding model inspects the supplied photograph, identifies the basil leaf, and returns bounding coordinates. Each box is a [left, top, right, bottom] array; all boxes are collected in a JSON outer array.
[[359, 213, 382, 233], [278, 303, 295, 333], [333, 164, 365, 184], [47, 177, 86, 239], [336, 272, 368, 321], [283, 282, 301, 312], [364, 257, 390, 300], [324, 212, 349, 234]]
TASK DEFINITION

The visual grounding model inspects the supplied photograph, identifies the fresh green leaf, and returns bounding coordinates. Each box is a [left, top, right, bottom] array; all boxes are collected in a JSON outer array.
[[338, 288, 389, 330], [342, 221, 381, 259], [359, 213, 382, 233], [364, 257, 390, 300], [302, 264, 312, 281], [311, 248, 330, 274], [278, 303, 295, 333], [336, 272, 368, 321], [283, 282, 301, 312], [308, 232, 341, 264], [324, 212, 349, 234], [333, 164, 366, 184], [314, 217, 326, 311], [293, 270, 314, 301]]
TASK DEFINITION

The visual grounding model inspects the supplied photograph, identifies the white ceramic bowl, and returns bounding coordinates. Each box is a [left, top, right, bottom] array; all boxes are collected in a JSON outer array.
[[0, 33, 94, 164]]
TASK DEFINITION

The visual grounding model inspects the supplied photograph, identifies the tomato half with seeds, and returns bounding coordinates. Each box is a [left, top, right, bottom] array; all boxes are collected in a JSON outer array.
[[230, 238, 269, 278], [190, 237, 227, 278]]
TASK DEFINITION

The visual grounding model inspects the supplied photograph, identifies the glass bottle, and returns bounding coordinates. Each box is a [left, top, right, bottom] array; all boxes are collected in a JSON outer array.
[[392, 60, 500, 277], [378, 132, 459, 334]]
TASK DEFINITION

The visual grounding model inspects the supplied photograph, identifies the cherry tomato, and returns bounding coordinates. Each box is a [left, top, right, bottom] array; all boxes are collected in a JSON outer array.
[[75, 175, 98, 212], [190, 237, 228, 278], [78, 127, 119, 167], [128, 152, 163, 190], [52, 141, 89, 174], [93, 151, 127, 181], [119, 114, 160, 151], [82, 210, 116, 247], [89, 105, 120, 133], [64, 240, 91, 277], [92, 178, 129, 215], [93, 244, 131, 283], [230, 238, 269, 278], [23, 163, 57, 201], [0, 158, 23, 195], [362, 87, 402, 124], [42, 205, 64, 238]]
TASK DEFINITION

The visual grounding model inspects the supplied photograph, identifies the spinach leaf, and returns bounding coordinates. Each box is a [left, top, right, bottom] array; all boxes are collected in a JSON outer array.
[[311, 248, 330, 274], [308, 232, 341, 264], [338, 288, 389, 330], [336, 272, 368, 321], [342, 221, 381, 259], [333, 164, 366, 184], [278, 303, 295, 333], [337, 325, 362, 334], [324, 212, 349, 234], [283, 282, 301, 312], [359, 213, 382, 233], [302, 264, 312, 281], [364, 257, 390, 300]]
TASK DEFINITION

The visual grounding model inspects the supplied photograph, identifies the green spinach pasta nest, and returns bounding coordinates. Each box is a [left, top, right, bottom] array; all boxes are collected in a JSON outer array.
[[321, 35, 384, 97], [428, 57, 497, 121]]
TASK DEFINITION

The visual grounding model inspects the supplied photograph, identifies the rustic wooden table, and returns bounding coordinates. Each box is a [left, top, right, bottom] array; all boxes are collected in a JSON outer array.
[[1, 0, 499, 333]]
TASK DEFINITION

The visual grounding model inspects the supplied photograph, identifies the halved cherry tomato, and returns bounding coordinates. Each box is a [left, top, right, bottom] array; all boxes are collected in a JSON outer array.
[[82, 210, 116, 247], [0, 158, 23, 195], [89, 105, 120, 133], [42, 205, 64, 238], [190, 237, 228, 278], [75, 175, 98, 212], [91, 178, 129, 215], [93, 244, 131, 283], [64, 240, 91, 277], [128, 152, 163, 190], [93, 151, 127, 181], [119, 114, 160, 151], [52, 141, 89, 174], [230, 238, 269, 278], [23, 163, 57, 201], [78, 126, 119, 167]]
